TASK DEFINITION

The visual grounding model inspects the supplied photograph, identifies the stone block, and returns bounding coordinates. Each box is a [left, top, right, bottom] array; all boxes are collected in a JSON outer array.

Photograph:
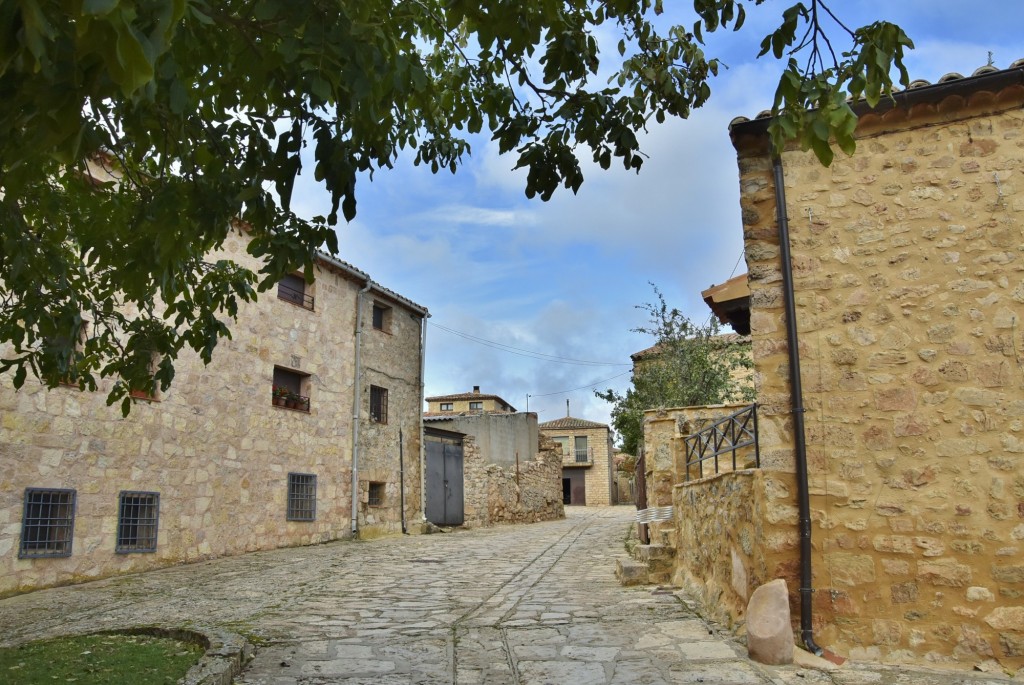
[[746, 579, 794, 665], [616, 558, 648, 587]]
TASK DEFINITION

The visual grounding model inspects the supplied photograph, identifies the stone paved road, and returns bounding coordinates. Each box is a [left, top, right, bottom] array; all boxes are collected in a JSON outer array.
[[0, 508, 1014, 684]]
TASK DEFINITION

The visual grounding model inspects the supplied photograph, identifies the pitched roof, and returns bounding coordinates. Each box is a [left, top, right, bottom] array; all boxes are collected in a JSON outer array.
[[425, 391, 517, 412], [539, 416, 608, 430], [729, 58, 1024, 135]]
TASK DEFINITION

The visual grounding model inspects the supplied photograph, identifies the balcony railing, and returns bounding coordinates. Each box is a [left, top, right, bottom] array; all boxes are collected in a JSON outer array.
[[574, 448, 590, 463], [277, 284, 315, 310], [683, 403, 759, 481]]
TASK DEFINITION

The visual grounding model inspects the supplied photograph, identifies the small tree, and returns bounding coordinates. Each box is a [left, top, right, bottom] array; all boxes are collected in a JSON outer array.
[[597, 285, 753, 454]]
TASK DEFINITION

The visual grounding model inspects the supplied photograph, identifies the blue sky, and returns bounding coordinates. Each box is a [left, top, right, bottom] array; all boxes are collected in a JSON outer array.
[[293, 1, 1024, 431]]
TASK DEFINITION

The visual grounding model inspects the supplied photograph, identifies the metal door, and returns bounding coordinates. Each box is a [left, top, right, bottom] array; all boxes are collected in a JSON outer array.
[[425, 439, 464, 526]]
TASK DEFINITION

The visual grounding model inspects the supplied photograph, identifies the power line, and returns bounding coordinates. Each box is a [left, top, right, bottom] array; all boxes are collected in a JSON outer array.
[[429, 321, 631, 367], [528, 370, 632, 398]]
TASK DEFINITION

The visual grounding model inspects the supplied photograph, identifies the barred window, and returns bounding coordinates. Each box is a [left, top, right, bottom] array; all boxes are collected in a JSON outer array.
[[370, 385, 388, 424], [287, 473, 317, 521], [20, 488, 76, 558], [116, 491, 159, 553], [368, 482, 385, 507]]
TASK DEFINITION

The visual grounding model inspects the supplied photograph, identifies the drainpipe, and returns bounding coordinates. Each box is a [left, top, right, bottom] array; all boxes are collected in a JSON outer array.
[[399, 426, 407, 534], [772, 155, 822, 656], [351, 281, 372, 535], [419, 313, 430, 522]]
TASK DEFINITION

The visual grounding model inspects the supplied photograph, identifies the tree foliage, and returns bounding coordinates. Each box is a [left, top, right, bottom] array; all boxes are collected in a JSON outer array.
[[0, 0, 910, 412], [597, 285, 754, 455]]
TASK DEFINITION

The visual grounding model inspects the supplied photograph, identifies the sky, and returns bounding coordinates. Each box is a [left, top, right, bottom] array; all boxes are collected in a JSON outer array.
[[292, 1, 1024, 434]]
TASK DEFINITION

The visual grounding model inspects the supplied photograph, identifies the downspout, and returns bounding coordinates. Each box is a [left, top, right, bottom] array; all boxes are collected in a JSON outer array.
[[772, 155, 822, 656], [419, 313, 430, 522], [351, 281, 372, 535], [399, 426, 407, 534]]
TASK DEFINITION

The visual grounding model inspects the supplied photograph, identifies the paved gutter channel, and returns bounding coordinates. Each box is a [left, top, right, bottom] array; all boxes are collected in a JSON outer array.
[[0, 507, 1017, 684]]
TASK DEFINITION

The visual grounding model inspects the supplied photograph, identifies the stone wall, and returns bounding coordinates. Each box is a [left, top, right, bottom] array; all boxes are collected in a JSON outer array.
[[0, 226, 426, 596], [731, 73, 1024, 668], [463, 436, 565, 527], [423, 413, 538, 468]]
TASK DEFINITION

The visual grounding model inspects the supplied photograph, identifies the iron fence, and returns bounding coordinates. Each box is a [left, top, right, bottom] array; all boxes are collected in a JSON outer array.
[[683, 403, 759, 481], [278, 283, 315, 310]]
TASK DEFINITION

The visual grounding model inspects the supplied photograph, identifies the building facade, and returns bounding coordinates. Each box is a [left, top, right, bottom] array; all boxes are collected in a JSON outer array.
[[656, 60, 1024, 669], [539, 416, 615, 506], [0, 223, 428, 596], [425, 386, 517, 414]]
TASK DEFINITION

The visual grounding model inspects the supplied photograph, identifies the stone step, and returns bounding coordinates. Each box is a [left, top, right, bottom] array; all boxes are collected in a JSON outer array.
[[615, 557, 649, 586]]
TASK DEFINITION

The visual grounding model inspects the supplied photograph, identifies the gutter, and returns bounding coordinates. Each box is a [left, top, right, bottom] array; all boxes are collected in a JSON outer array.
[[419, 313, 430, 522], [772, 155, 822, 656], [350, 280, 372, 535]]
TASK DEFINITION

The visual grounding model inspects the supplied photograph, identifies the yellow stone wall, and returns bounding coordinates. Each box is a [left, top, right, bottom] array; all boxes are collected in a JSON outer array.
[[0, 226, 426, 596], [732, 84, 1024, 668]]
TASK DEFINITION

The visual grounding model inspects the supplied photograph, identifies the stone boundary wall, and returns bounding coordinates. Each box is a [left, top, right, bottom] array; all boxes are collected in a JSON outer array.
[[732, 79, 1024, 669], [672, 470, 768, 631], [463, 436, 565, 528]]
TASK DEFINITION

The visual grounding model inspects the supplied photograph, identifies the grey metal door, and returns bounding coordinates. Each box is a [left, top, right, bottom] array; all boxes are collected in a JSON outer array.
[[425, 440, 464, 526]]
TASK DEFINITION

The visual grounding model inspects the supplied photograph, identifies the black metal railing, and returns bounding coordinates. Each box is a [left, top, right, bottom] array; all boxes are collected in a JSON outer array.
[[277, 284, 315, 310], [683, 403, 759, 481]]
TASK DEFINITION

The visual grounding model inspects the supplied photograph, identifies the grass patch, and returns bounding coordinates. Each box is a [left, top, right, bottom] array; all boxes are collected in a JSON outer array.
[[0, 632, 203, 685]]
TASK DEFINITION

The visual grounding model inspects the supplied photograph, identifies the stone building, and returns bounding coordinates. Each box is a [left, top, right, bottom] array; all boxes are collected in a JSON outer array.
[[658, 59, 1024, 671], [426, 386, 516, 414], [0, 223, 428, 597], [539, 414, 615, 506]]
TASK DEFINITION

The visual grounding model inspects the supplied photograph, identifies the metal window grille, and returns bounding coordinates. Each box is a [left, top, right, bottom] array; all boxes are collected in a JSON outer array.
[[116, 491, 159, 553], [20, 488, 76, 558], [277, 274, 314, 310], [370, 385, 388, 423], [368, 482, 385, 507], [287, 473, 317, 521]]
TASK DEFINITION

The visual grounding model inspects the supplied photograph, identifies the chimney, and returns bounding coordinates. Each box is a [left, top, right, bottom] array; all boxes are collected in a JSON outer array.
[[473, 385, 480, 394], [566, 399, 570, 417]]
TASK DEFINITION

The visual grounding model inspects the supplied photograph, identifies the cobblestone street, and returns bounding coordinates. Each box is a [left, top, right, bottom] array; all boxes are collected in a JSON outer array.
[[0, 508, 1014, 684]]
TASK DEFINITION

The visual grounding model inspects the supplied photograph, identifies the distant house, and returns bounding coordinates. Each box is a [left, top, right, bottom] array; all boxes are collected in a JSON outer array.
[[539, 414, 615, 506], [426, 385, 516, 414], [0, 224, 428, 596]]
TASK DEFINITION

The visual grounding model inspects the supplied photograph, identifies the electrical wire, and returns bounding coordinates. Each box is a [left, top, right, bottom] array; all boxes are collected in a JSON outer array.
[[429, 321, 631, 367], [528, 370, 632, 398]]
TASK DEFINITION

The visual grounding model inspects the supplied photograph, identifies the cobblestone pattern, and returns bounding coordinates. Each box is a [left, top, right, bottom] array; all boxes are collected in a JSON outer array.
[[0, 508, 1016, 684], [732, 79, 1024, 666]]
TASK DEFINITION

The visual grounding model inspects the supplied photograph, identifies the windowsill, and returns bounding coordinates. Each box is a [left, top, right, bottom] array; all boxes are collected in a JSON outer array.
[[273, 404, 310, 413], [372, 327, 392, 335], [130, 392, 159, 402]]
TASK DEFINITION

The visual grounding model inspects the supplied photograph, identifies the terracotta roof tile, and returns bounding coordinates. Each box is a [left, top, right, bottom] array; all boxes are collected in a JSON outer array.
[[539, 416, 608, 430]]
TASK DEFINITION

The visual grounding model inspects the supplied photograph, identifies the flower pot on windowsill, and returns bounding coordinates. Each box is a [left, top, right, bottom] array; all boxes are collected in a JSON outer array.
[[273, 396, 286, 407]]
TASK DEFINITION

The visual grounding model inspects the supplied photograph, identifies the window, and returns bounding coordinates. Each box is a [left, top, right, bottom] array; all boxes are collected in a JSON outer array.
[[469, 401, 483, 410], [553, 437, 571, 459], [20, 488, 76, 558], [368, 482, 385, 507], [287, 473, 317, 521], [128, 351, 161, 401], [116, 491, 159, 553], [372, 303, 391, 332], [278, 273, 314, 310], [55, 320, 89, 387], [574, 436, 589, 463], [370, 385, 388, 423], [439, 402, 453, 411], [273, 366, 310, 411]]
